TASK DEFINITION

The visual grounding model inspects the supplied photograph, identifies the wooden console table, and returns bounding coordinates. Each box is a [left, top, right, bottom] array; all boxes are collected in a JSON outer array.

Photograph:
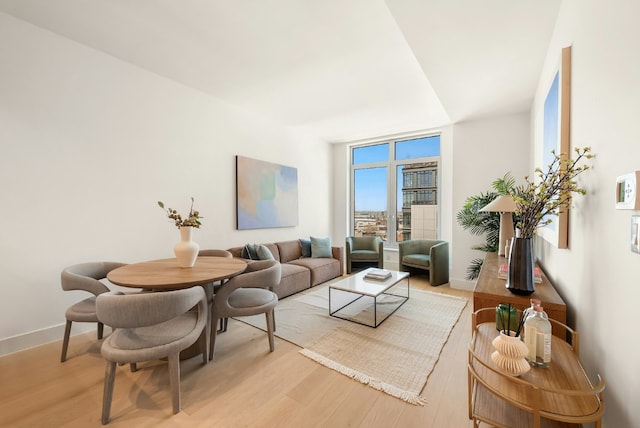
[[473, 252, 566, 338], [468, 308, 605, 428]]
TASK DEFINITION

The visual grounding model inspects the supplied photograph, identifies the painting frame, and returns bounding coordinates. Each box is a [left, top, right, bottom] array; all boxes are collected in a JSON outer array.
[[538, 46, 571, 249], [236, 156, 299, 230]]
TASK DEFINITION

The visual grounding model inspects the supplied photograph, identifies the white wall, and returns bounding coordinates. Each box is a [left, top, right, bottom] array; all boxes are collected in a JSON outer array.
[[450, 113, 530, 289], [0, 13, 334, 355], [532, 1, 640, 426]]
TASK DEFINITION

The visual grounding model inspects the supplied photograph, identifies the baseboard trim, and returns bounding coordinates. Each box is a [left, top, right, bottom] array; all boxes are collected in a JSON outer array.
[[0, 323, 94, 357], [450, 277, 475, 291]]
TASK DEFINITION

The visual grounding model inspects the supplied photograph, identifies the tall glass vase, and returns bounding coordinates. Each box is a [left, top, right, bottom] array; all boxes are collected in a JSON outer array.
[[506, 237, 535, 295], [174, 226, 199, 268]]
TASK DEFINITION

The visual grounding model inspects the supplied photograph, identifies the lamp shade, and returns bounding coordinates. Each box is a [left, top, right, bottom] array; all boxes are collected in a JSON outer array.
[[480, 195, 517, 213]]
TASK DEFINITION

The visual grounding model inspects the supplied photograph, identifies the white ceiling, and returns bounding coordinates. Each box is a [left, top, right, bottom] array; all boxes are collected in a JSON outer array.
[[0, 0, 561, 142]]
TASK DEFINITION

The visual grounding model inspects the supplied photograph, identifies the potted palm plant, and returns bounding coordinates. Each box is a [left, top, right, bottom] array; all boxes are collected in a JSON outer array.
[[457, 174, 516, 280]]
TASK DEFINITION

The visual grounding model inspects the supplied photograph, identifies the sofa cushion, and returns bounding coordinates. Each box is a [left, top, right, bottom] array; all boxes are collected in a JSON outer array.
[[289, 257, 341, 287], [277, 263, 311, 298], [275, 240, 303, 263], [310, 236, 332, 258]]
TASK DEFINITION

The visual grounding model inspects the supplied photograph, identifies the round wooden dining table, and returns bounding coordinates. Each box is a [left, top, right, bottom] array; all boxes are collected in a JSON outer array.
[[106, 256, 247, 361], [107, 256, 247, 290]]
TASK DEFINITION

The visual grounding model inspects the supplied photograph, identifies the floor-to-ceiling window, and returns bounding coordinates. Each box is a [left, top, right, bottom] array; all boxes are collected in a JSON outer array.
[[351, 134, 441, 246]]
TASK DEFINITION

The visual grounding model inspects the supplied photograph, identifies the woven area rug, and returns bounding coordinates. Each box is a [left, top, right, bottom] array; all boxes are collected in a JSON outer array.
[[240, 282, 467, 405]]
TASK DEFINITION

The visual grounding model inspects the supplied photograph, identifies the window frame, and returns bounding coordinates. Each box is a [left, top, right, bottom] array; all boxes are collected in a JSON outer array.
[[349, 133, 441, 248]]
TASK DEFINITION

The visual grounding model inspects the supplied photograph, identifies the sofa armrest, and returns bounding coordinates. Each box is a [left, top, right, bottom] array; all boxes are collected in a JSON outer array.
[[332, 246, 344, 276], [429, 241, 450, 286], [376, 238, 384, 266]]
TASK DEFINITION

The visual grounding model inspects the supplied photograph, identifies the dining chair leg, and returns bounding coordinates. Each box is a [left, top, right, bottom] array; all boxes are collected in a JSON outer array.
[[97, 322, 104, 340], [200, 328, 208, 364], [102, 360, 117, 425], [168, 353, 181, 414], [209, 318, 218, 361], [60, 320, 72, 362], [266, 311, 275, 352], [217, 317, 228, 332]]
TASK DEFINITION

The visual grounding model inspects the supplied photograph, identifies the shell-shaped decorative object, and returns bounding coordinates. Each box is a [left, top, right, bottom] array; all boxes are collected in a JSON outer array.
[[491, 332, 530, 376]]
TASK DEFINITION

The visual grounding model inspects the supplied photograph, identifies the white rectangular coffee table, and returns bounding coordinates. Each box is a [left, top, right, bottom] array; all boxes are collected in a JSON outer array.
[[329, 268, 410, 328]]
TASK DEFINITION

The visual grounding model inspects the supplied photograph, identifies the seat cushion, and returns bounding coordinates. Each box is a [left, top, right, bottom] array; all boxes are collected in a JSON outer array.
[[403, 254, 430, 269], [350, 249, 379, 261], [65, 296, 99, 322], [101, 312, 199, 362], [289, 257, 341, 286], [229, 288, 277, 309]]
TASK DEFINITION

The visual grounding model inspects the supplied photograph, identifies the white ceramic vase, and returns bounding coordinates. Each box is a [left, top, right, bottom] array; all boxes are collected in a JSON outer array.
[[491, 331, 530, 377], [174, 226, 199, 268]]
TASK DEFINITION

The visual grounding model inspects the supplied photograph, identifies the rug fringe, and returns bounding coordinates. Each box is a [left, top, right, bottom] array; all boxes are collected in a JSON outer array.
[[299, 349, 428, 406]]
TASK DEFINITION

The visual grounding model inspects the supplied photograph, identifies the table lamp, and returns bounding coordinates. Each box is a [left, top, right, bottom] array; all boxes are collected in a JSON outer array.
[[480, 195, 517, 256]]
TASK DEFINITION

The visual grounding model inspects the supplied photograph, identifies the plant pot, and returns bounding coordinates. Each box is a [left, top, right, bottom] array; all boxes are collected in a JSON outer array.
[[174, 226, 199, 268], [491, 331, 530, 377], [506, 237, 535, 295]]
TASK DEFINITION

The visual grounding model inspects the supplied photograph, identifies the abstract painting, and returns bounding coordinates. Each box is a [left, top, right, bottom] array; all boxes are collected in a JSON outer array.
[[236, 156, 298, 229]]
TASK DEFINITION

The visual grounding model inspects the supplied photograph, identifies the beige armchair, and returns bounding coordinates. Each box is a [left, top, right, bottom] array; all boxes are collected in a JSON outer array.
[[210, 260, 281, 361], [60, 262, 127, 362], [96, 287, 208, 424], [398, 239, 450, 286], [346, 236, 384, 274]]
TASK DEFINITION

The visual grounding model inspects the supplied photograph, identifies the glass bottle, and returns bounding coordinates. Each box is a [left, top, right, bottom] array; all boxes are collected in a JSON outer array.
[[524, 306, 551, 367], [522, 299, 542, 322], [520, 298, 541, 339]]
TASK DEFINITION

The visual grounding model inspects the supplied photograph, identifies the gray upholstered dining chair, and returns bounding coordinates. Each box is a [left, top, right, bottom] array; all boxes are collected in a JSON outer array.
[[346, 236, 384, 274], [198, 249, 233, 258], [198, 249, 233, 330], [96, 287, 208, 424], [209, 259, 281, 361], [60, 261, 127, 362]]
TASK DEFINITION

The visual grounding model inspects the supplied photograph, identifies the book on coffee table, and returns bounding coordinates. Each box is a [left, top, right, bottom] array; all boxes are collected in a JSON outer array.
[[364, 268, 392, 281]]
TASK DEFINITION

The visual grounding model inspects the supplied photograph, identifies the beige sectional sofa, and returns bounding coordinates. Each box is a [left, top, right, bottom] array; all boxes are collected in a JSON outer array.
[[227, 240, 344, 299]]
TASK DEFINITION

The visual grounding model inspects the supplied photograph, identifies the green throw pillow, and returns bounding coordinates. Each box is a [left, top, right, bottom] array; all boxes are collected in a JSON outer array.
[[256, 244, 275, 260], [310, 236, 332, 258]]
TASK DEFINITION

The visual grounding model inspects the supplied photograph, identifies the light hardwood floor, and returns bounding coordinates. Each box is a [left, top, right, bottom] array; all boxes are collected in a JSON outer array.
[[0, 276, 475, 428]]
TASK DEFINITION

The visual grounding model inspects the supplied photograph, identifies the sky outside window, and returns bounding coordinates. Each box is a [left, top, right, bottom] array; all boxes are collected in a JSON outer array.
[[354, 167, 387, 211], [395, 135, 440, 160], [353, 143, 389, 165]]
